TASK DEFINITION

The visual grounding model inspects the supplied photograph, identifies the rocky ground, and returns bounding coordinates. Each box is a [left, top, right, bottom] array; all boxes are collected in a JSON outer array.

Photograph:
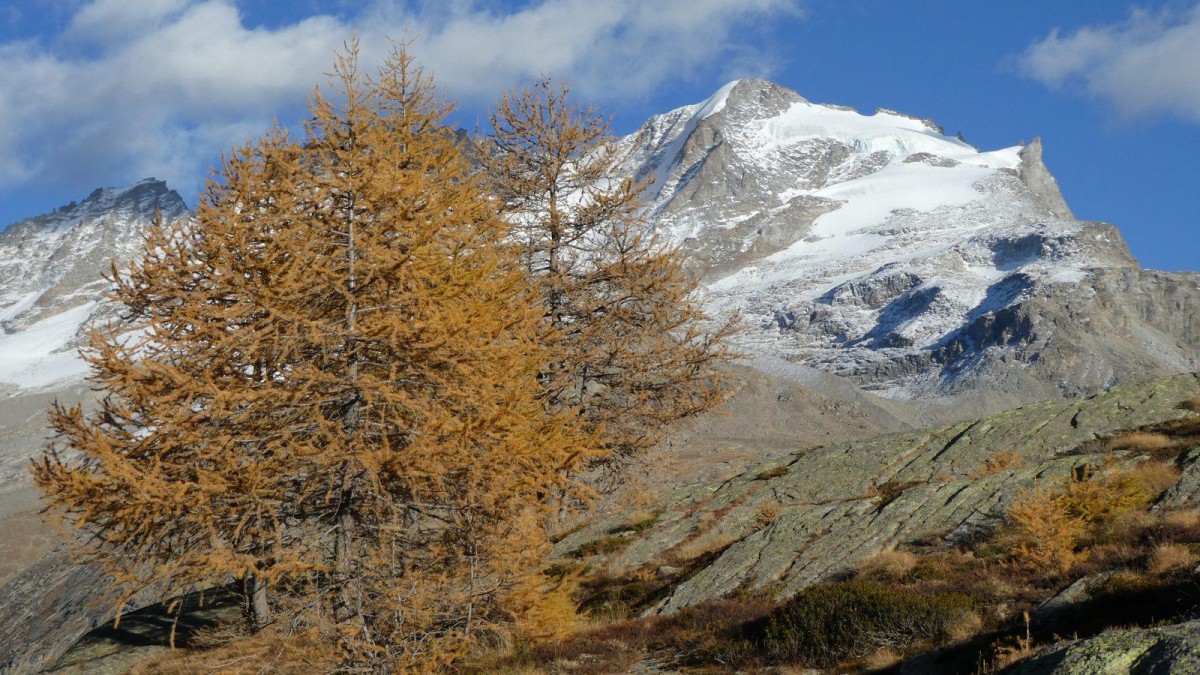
[[18, 371, 1200, 674], [556, 373, 1200, 610], [530, 371, 1200, 672]]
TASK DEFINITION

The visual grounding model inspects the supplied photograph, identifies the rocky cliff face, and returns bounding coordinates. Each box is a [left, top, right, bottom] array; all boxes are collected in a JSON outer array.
[[622, 79, 1200, 400]]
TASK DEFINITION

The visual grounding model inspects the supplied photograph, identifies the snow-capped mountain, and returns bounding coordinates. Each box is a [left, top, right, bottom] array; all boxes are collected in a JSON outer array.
[[623, 79, 1200, 400], [0, 179, 186, 490], [0, 78, 1197, 455], [0, 179, 187, 392]]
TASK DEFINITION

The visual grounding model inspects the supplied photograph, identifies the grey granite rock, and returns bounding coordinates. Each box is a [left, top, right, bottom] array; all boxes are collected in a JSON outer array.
[[555, 373, 1200, 614], [1009, 618, 1200, 674]]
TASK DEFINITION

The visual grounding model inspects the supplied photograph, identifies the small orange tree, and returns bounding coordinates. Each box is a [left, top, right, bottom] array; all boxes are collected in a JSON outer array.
[[33, 44, 595, 670], [480, 78, 735, 482]]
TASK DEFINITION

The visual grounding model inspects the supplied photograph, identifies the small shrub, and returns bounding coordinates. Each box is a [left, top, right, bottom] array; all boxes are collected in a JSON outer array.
[[752, 581, 975, 667], [1180, 396, 1200, 413], [611, 511, 659, 535], [870, 479, 921, 509], [756, 465, 790, 480], [575, 535, 631, 557], [1007, 463, 1167, 572], [1108, 431, 1173, 453], [543, 561, 584, 580], [855, 550, 919, 582], [971, 450, 1023, 479], [756, 503, 782, 527], [1062, 465, 1161, 522], [986, 611, 1037, 671], [1148, 542, 1199, 575], [1006, 486, 1084, 573]]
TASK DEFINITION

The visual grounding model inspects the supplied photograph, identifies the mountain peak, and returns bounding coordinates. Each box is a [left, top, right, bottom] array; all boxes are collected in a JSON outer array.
[[3, 178, 189, 240], [690, 78, 807, 123], [75, 178, 186, 220]]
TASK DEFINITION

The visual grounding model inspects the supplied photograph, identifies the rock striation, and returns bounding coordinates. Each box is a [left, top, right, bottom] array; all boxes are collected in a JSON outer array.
[[1009, 618, 1200, 674], [554, 372, 1200, 614]]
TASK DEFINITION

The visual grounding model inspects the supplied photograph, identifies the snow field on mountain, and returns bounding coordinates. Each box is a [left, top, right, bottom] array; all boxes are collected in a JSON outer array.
[[0, 302, 94, 389]]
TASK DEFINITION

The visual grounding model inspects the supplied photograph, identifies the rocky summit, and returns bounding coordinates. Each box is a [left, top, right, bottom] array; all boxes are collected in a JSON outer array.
[[622, 79, 1200, 402]]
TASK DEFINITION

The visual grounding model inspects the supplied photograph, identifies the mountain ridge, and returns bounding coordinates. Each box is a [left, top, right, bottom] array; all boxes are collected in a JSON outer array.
[[620, 78, 1200, 400]]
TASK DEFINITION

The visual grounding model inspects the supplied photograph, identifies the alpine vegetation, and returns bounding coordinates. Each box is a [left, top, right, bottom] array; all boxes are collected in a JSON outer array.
[[30, 44, 729, 671]]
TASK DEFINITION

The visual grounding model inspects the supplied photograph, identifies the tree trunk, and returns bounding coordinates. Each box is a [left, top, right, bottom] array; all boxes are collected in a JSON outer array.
[[334, 465, 358, 623], [244, 572, 273, 630]]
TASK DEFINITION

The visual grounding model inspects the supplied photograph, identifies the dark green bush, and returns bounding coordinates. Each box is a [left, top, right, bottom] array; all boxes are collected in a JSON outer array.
[[752, 580, 975, 667]]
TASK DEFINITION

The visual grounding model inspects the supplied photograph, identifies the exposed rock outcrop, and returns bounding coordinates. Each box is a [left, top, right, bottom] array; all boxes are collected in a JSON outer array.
[[1019, 137, 1075, 222], [555, 372, 1200, 614], [1010, 618, 1200, 674]]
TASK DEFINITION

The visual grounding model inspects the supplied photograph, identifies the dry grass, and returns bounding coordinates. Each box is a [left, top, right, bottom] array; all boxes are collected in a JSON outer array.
[[614, 511, 660, 535], [473, 599, 775, 674], [971, 450, 1024, 479], [1108, 431, 1173, 453], [1127, 460, 1182, 497], [1148, 542, 1199, 575], [985, 611, 1038, 672], [868, 479, 922, 508], [945, 609, 985, 643], [574, 535, 630, 557], [1162, 509, 1200, 532], [669, 532, 742, 564], [756, 465, 790, 480], [860, 646, 902, 670], [855, 550, 919, 582], [130, 627, 338, 675], [756, 503, 782, 527]]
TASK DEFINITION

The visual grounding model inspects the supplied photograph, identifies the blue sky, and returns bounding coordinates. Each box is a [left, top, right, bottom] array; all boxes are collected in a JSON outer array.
[[1, 1, 1197, 270]]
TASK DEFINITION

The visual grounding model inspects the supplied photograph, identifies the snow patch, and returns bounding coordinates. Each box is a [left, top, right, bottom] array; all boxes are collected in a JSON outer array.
[[0, 302, 94, 390]]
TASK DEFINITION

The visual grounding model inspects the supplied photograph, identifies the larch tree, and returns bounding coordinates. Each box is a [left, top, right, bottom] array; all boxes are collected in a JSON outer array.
[[33, 44, 596, 671], [480, 78, 736, 484]]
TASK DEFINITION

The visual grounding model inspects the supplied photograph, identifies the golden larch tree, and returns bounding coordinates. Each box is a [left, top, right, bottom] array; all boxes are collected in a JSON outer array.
[[480, 78, 736, 481], [33, 44, 596, 671]]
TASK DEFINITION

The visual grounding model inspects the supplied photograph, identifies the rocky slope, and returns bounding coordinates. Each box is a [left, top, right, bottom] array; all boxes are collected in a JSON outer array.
[[1010, 618, 1200, 674], [554, 372, 1200, 611], [621, 79, 1200, 400], [17, 370, 1199, 674]]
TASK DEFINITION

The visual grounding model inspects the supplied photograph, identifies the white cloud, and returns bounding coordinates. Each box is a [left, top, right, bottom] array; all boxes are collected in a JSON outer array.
[[1019, 4, 1200, 124], [0, 0, 797, 207]]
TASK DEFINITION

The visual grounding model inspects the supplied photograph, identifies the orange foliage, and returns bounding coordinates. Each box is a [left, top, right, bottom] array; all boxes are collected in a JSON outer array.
[[480, 78, 736, 481], [971, 450, 1024, 479], [1006, 462, 1168, 573], [33, 43, 601, 671]]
